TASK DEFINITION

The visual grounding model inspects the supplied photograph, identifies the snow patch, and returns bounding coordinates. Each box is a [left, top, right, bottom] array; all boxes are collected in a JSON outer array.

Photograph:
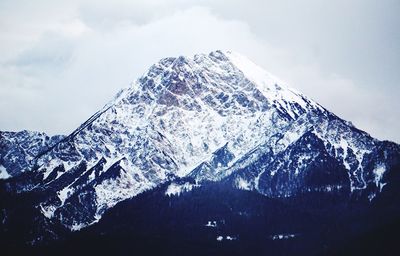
[[205, 220, 217, 227], [271, 234, 297, 240], [216, 235, 238, 241], [165, 182, 198, 196], [57, 186, 73, 206], [70, 222, 87, 231], [0, 165, 11, 179], [373, 164, 387, 192], [235, 177, 251, 190], [39, 204, 57, 219]]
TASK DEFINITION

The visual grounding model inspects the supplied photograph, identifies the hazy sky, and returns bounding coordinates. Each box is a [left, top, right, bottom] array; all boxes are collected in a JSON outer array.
[[0, 0, 399, 142]]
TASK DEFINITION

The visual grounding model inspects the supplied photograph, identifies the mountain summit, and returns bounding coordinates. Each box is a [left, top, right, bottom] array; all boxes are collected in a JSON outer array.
[[1, 51, 399, 255]]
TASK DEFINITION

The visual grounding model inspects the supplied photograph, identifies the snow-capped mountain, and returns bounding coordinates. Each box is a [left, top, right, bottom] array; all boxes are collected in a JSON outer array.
[[1, 51, 399, 253]]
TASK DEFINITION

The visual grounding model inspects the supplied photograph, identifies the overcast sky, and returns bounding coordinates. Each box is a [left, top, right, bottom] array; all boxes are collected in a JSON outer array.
[[0, 0, 399, 143]]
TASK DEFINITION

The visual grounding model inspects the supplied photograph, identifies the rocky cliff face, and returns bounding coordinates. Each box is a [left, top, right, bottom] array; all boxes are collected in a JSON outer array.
[[0, 130, 64, 178]]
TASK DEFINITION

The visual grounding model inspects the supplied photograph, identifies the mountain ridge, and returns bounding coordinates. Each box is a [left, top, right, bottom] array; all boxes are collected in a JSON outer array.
[[0, 51, 399, 252]]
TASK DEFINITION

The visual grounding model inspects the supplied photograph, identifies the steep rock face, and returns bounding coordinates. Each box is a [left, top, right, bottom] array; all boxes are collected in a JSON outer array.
[[0, 130, 64, 178], [1, 50, 399, 235]]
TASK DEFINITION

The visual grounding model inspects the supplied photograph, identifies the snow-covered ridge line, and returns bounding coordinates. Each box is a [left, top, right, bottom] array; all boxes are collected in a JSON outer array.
[[226, 51, 325, 113], [34, 105, 113, 163]]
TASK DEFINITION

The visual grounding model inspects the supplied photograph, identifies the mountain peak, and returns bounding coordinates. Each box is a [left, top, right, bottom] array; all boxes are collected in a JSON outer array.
[[128, 50, 323, 120], [3, 50, 398, 234]]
